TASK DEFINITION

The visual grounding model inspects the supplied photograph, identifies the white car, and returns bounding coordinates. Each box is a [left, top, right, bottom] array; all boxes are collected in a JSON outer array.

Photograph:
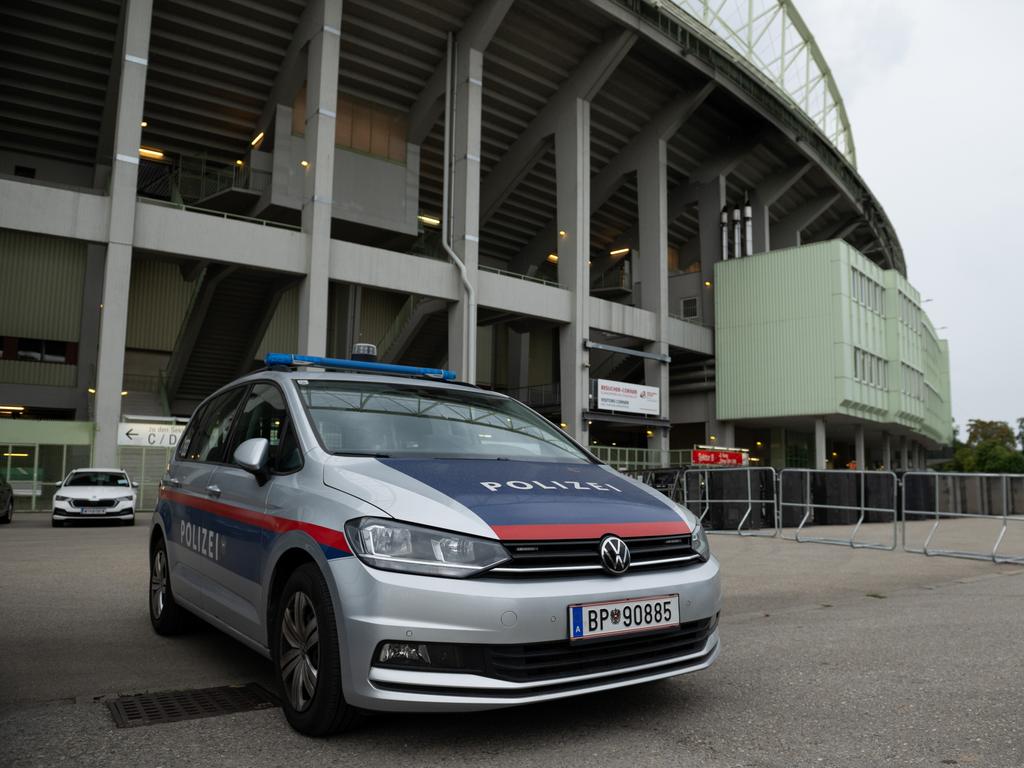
[[52, 468, 138, 527]]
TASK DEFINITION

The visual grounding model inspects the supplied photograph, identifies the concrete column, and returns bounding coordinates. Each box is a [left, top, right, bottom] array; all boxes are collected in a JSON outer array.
[[882, 432, 892, 470], [297, 0, 341, 357], [507, 329, 530, 392], [93, 0, 153, 466], [697, 177, 726, 326], [446, 47, 484, 382], [900, 436, 909, 470], [76, 248, 105, 419], [814, 418, 827, 470], [770, 427, 786, 468], [556, 97, 591, 443], [637, 139, 669, 454], [749, 196, 770, 254], [855, 424, 866, 469], [720, 422, 735, 447]]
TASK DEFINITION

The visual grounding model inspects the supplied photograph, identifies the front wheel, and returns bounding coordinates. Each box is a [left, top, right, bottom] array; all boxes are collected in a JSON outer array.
[[149, 536, 188, 635], [272, 564, 358, 736]]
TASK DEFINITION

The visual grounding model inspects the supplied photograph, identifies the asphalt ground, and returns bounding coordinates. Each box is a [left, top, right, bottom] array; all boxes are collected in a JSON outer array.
[[1, 514, 1023, 768]]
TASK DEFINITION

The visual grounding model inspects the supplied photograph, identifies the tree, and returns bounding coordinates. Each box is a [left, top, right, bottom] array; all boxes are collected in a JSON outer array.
[[965, 419, 1016, 449]]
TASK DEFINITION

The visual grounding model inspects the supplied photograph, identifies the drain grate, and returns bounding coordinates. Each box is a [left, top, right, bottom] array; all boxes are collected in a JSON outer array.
[[106, 683, 278, 728]]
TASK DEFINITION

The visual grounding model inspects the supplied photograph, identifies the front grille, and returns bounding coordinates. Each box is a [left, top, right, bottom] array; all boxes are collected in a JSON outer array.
[[486, 534, 700, 578], [71, 498, 118, 508], [482, 617, 715, 682]]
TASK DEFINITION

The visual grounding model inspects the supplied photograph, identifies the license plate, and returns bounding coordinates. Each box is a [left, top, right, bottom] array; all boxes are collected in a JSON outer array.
[[80, 508, 106, 515], [568, 594, 680, 640]]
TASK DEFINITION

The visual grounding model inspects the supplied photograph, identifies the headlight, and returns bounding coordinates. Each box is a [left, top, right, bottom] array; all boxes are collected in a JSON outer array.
[[345, 517, 510, 579], [692, 521, 710, 562], [116, 495, 134, 502], [54, 495, 69, 502]]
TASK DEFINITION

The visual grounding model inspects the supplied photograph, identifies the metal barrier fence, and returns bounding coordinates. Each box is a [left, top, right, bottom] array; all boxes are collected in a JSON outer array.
[[778, 469, 898, 550], [902, 472, 1024, 564], [681, 467, 778, 536]]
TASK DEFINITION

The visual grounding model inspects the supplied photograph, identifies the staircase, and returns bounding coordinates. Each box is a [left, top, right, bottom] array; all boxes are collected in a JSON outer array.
[[378, 296, 449, 368], [165, 265, 294, 415]]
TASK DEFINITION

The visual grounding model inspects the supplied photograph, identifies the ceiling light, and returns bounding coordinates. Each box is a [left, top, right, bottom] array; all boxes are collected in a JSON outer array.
[[87, 388, 96, 394], [709, 435, 717, 441], [251, 131, 265, 147], [235, 159, 244, 166], [0, 405, 24, 412], [558, 230, 567, 239], [546, 253, 558, 264], [755, 440, 763, 447], [300, 160, 309, 168], [645, 429, 655, 437], [138, 147, 164, 160], [704, 280, 712, 287], [417, 214, 441, 227], [3, 452, 29, 458], [140, 120, 148, 128], [121, 390, 129, 396], [559, 422, 568, 429], [610, 247, 630, 256]]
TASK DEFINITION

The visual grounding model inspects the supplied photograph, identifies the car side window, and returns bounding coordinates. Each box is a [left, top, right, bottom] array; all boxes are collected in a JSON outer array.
[[226, 383, 302, 473], [181, 388, 246, 463], [176, 403, 208, 461]]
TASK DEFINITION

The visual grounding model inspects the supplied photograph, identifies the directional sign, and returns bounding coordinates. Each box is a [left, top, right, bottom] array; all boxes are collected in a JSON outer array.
[[118, 422, 185, 448]]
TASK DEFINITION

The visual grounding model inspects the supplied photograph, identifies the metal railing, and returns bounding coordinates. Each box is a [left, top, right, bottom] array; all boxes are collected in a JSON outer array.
[[682, 467, 778, 536], [779, 469, 898, 550], [901, 472, 1024, 564], [139, 197, 301, 231], [479, 264, 559, 288], [592, 447, 689, 470]]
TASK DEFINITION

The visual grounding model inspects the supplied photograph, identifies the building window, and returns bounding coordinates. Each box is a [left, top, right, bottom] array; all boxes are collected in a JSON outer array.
[[853, 347, 887, 390], [292, 86, 407, 164], [851, 267, 884, 314], [8, 337, 70, 364], [14, 165, 36, 179], [680, 296, 699, 320]]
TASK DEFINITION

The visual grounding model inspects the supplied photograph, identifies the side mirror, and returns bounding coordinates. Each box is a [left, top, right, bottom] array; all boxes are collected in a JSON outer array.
[[233, 438, 270, 482], [131, 481, 140, 488]]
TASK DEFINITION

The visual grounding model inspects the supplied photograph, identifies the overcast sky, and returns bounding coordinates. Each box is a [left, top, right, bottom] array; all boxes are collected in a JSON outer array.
[[797, 0, 1024, 436]]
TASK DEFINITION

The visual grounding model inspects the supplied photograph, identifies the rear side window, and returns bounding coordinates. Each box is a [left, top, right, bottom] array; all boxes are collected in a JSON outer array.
[[227, 383, 302, 473], [176, 403, 208, 460], [180, 388, 245, 463]]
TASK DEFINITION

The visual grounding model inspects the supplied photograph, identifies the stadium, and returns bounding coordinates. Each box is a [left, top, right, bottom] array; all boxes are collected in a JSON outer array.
[[0, 0, 951, 506]]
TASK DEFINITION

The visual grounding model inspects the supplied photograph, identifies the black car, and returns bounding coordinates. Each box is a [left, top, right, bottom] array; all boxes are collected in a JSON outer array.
[[0, 472, 12, 524]]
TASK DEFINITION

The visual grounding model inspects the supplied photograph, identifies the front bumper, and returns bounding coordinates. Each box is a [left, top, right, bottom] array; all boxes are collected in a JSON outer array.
[[52, 504, 135, 521], [331, 555, 721, 712]]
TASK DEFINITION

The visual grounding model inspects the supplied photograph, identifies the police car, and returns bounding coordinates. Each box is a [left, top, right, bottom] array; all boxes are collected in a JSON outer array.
[[149, 349, 721, 736]]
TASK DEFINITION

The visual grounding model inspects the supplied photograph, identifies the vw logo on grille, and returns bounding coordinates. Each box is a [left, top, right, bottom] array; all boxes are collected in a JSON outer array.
[[599, 535, 631, 575]]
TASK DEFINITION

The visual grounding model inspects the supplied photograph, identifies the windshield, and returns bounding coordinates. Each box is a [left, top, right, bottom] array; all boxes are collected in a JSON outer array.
[[65, 472, 130, 487], [295, 380, 592, 463]]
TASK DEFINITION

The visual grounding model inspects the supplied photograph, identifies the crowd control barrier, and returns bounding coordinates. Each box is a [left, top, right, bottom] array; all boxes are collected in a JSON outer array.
[[681, 467, 778, 536], [779, 469, 898, 550], [901, 472, 1024, 564]]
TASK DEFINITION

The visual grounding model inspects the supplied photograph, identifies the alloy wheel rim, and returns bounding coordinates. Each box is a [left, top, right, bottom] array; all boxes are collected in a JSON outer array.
[[150, 549, 167, 619], [279, 591, 320, 712]]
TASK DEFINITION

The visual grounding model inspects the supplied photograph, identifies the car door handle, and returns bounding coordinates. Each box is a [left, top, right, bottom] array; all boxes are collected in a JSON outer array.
[[206, 484, 222, 497], [165, 477, 181, 488]]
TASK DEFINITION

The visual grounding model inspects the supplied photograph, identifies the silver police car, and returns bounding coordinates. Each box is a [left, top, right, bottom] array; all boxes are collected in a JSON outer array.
[[149, 351, 721, 736]]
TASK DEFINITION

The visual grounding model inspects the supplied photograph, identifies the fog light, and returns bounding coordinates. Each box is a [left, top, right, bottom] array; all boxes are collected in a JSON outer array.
[[374, 641, 474, 671]]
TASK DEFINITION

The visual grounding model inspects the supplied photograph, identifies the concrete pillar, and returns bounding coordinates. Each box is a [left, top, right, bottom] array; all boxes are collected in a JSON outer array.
[[93, 0, 153, 466], [446, 47, 484, 382], [749, 196, 770, 254], [297, 0, 341, 357], [697, 177, 726, 326], [507, 329, 530, 392], [637, 139, 669, 454], [855, 424, 866, 470], [556, 97, 591, 443], [882, 432, 892, 470], [720, 422, 735, 447], [769, 427, 786, 468], [814, 418, 827, 470], [76, 248, 105, 419], [900, 436, 909, 470]]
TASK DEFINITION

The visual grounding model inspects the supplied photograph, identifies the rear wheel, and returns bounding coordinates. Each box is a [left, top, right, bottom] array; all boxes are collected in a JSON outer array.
[[149, 536, 188, 635], [272, 563, 358, 736]]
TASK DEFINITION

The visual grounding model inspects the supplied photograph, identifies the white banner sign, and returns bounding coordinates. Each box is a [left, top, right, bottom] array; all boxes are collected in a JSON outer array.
[[596, 379, 661, 416], [118, 422, 185, 448]]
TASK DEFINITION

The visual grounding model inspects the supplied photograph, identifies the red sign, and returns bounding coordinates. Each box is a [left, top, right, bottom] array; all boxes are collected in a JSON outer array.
[[691, 449, 747, 466]]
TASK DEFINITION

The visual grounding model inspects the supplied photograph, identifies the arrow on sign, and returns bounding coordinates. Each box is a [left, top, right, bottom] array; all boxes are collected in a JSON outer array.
[[125, 428, 138, 440]]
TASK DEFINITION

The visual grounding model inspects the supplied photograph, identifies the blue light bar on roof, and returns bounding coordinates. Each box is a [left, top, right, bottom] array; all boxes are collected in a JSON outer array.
[[264, 353, 457, 381]]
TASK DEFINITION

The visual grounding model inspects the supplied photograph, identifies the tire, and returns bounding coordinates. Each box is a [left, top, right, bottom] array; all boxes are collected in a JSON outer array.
[[51, 519, 63, 528], [149, 535, 188, 635], [0, 498, 12, 524], [272, 563, 358, 736], [122, 517, 135, 527]]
